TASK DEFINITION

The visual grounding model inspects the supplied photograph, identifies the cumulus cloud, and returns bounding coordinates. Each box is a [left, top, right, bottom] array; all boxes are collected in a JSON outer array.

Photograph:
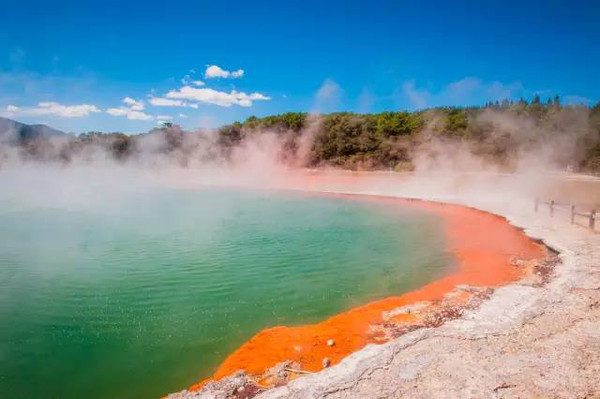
[[143, 66, 268, 110], [107, 97, 152, 120], [148, 96, 202, 109], [156, 115, 172, 121], [165, 86, 270, 107], [204, 65, 245, 79], [149, 97, 186, 107], [35, 102, 100, 117], [3, 101, 101, 118], [122, 97, 145, 111], [106, 107, 152, 120]]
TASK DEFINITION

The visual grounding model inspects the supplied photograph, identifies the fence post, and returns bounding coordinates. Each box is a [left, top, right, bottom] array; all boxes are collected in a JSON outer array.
[[550, 200, 554, 218], [534, 198, 539, 213], [591, 210, 596, 231], [571, 205, 575, 224]]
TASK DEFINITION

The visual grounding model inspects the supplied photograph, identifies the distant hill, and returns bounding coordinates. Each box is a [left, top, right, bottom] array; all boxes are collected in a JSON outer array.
[[0, 117, 65, 143]]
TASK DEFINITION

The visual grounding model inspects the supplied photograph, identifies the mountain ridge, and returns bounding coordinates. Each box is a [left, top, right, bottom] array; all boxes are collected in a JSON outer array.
[[0, 116, 65, 142]]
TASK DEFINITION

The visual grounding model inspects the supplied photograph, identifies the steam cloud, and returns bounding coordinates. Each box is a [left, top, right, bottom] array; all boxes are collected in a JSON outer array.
[[1, 98, 599, 208]]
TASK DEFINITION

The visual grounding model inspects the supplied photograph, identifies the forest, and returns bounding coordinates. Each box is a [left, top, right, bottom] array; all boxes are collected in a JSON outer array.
[[3, 96, 600, 173], [218, 96, 600, 172]]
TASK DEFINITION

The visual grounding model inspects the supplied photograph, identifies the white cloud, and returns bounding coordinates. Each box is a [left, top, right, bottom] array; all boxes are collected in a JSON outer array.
[[33, 102, 100, 118], [180, 74, 205, 86], [149, 97, 186, 107], [107, 97, 152, 120], [106, 107, 153, 120], [122, 96, 145, 111], [2, 104, 19, 117], [204, 65, 245, 79], [157, 115, 172, 121], [166, 86, 270, 107], [4, 101, 101, 118], [178, 113, 187, 118], [148, 96, 202, 109]]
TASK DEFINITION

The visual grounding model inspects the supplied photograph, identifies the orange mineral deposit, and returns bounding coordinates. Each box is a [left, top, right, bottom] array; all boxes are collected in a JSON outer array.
[[189, 196, 545, 391]]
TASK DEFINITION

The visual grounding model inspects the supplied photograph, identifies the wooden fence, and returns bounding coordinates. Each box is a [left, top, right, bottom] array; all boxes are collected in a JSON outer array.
[[535, 198, 597, 231]]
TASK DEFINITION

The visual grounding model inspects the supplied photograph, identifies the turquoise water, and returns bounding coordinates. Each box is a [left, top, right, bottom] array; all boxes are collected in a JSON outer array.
[[0, 185, 452, 398]]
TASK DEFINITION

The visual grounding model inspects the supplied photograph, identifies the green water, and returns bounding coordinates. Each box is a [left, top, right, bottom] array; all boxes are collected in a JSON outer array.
[[0, 185, 452, 398]]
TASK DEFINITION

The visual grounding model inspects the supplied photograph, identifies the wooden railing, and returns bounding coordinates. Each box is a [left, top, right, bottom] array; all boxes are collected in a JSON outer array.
[[535, 198, 597, 231]]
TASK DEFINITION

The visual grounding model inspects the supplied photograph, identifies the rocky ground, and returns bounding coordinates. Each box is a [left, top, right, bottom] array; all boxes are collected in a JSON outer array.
[[170, 175, 600, 399]]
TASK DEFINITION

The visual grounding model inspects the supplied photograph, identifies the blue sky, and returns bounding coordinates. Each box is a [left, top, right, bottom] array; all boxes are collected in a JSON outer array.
[[1, 0, 599, 133]]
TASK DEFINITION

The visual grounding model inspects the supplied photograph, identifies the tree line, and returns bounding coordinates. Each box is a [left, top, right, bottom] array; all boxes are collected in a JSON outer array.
[[5, 96, 600, 173], [218, 96, 600, 172]]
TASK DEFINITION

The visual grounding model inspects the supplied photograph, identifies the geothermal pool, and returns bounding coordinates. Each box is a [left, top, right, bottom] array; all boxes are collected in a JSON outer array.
[[0, 185, 453, 398]]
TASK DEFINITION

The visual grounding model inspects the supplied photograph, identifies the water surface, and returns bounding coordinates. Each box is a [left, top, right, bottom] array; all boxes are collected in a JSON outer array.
[[0, 185, 452, 398]]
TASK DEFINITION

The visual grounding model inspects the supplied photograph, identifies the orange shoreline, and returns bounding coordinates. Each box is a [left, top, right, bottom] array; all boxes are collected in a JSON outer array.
[[188, 195, 546, 391]]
